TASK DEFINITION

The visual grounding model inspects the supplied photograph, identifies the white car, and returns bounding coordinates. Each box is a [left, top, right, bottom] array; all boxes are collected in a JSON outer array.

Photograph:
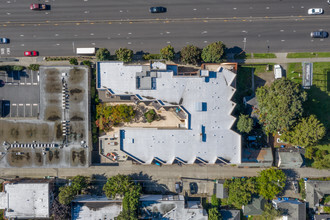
[[308, 8, 323, 15]]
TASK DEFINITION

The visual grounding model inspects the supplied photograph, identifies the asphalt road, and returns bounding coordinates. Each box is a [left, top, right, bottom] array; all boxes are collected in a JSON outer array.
[[0, 0, 330, 56]]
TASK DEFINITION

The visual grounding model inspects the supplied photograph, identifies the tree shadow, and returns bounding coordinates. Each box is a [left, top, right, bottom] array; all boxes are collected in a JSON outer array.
[[225, 46, 246, 61], [130, 172, 171, 194], [87, 173, 108, 196]]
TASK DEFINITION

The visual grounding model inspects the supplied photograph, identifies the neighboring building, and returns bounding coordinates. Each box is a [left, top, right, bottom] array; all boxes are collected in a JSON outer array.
[[243, 196, 266, 216], [220, 209, 240, 220], [97, 61, 241, 165], [306, 180, 330, 208], [275, 150, 303, 168], [272, 198, 306, 220], [139, 194, 208, 219], [72, 195, 122, 220], [215, 180, 228, 199], [240, 147, 273, 167], [0, 179, 54, 219], [314, 214, 330, 220]]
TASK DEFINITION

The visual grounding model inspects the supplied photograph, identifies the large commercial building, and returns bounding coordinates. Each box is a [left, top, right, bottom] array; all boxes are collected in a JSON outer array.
[[97, 61, 241, 165]]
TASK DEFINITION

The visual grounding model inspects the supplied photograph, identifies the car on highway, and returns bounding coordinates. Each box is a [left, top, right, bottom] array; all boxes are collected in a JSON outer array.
[[310, 31, 328, 38], [149, 6, 167, 13], [189, 182, 198, 195], [308, 8, 323, 15], [24, 51, 38, 56], [30, 4, 48, 10], [0, 38, 9, 44]]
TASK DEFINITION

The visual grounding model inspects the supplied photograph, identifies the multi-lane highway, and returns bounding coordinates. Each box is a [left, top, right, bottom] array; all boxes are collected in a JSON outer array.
[[0, 0, 330, 56]]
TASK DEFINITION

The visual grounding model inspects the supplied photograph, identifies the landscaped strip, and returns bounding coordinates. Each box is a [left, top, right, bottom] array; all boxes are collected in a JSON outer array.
[[287, 52, 330, 58], [234, 53, 276, 59]]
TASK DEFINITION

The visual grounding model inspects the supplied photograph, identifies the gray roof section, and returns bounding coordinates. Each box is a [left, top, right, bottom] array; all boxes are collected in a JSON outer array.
[[139, 194, 208, 219], [215, 181, 228, 199], [314, 214, 330, 220], [273, 199, 306, 220], [276, 151, 303, 168], [72, 195, 122, 220], [243, 196, 266, 216], [220, 209, 240, 220], [306, 180, 330, 207], [98, 61, 241, 164]]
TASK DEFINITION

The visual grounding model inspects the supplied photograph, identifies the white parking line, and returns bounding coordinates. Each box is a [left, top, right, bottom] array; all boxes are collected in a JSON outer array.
[[18, 104, 23, 106], [12, 103, 17, 106]]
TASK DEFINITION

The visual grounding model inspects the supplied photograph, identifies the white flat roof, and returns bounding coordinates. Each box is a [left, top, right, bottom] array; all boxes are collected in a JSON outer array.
[[4, 183, 50, 219], [98, 61, 241, 164]]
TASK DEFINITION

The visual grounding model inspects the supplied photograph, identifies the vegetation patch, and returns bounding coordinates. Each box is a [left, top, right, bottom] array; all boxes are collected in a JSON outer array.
[[287, 52, 330, 58]]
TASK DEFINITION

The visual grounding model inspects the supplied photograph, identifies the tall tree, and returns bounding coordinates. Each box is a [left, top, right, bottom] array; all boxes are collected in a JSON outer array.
[[208, 207, 222, 220], [115, 48, 133, 62], [256, 78, 307, 134], [160, 45, 175, 61], [58, 186, 76, 205], [71, 175, 89, 193], [262, 203, 282, 220], [180, 45, 202, 65], [224, 177, 258, 209], [281, 115, 326, 147], [257, 168, 286, 200], [201, 41, 226, 63], [103, 174, 134, 199], [96, 48, 111, 61], [237, 114, 253, 133]]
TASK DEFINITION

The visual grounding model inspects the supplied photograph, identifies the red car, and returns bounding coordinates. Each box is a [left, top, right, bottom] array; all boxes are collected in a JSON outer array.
[[30, 4, 47, 10], [24, 51, 38, 56]]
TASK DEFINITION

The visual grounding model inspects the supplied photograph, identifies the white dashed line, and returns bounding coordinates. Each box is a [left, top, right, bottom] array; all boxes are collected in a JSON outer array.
[[128, 42, 132, 45], [202, 31, 208, 34], [280, 30, 284, 32], [266, 7, 270, 10], [90, 33, 94, 36], [281, 40, 285, 42], [233, 8, 237, 10]]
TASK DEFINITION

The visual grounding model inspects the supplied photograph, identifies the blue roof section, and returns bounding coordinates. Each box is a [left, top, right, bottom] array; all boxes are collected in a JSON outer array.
[[97, 62, 101, 89], [167, 64, 178, 75]]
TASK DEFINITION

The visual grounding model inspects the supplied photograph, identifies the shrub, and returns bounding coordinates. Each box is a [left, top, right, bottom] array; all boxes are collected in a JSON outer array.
[[82, 60, 92, 67], [27, 64, 40, 71], [144, 109, 157, 123], [96, 48, 111, 61], [143, 54, 161, 60], [201, 41, 226, 63], [180, 45, 202, 65], [12, 65, 25, 71], [160, 45, 175, 61], [115, 48, 133, 62], [69, 58, 78, 65]]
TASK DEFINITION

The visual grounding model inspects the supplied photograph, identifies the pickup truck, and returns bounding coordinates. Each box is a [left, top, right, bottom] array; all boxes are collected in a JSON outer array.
[[30, 4, 47, 10]]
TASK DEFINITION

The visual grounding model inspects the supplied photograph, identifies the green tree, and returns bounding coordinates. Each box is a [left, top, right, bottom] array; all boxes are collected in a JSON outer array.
[[224, 177, 258, 209], [323, 206, 330, 213], [58, 186, 76, 205], [208, 207, 222, 220], [144, 109, 158, 123], [257, 168, 286, 200], [180, 45, 202, 65], [115, 48, 133, 62], [237, 114, 253, 133], [262, 203, 282, 220], [103, 174, 134, 199], [69, 58, 78, 65], [71, 175, 89, 193], [27, 64, 40, 71], [211, 194, 220, 208], [201, 41, 226, 63], [82, 60, 92, 67], [96, 48, 111, 61], [160, 45, 175, 61], [313, 157, 330, 169], [13, 65, 25, 71], [256, 78, 307, 134], [281, 115, 326, 147]]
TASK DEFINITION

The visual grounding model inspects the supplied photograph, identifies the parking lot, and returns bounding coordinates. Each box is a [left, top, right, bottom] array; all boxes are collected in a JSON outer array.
[[0, 70, 39, 118]]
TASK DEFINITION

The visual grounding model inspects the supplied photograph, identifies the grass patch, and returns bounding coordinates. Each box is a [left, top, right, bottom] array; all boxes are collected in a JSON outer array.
[[287, 63, 302, 84], [287, 52, 330, 58], [252, 53, 276, 59], [299, 179, 306, 199], [234, 53, 276, 59]]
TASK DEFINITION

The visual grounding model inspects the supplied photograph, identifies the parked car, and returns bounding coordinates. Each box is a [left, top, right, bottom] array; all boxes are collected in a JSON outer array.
[[328, 0, 330, 4], [175, 182, 182, 194], [149, 6, 167, 13], [30, 4, 47, 10], [310, 31, 328, 38], [308, 8, 323, 15], [24, 51, 38, 56], [0, 38, 9, 44], [189, 182, 198, 194]]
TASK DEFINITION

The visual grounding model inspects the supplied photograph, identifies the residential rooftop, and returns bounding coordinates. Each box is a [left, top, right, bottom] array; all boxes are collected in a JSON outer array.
[[273, 198, 306, 220], [97, 61, 241, 164], [306, 180, 330, 208]]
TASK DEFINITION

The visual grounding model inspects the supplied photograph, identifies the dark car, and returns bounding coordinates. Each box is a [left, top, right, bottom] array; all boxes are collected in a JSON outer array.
[[189, 182, 198, 195], [310, 31, 328, 38], [149, 6, 167, 13], [175, 182, 182, 194], [0, 38, 9, 44]]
